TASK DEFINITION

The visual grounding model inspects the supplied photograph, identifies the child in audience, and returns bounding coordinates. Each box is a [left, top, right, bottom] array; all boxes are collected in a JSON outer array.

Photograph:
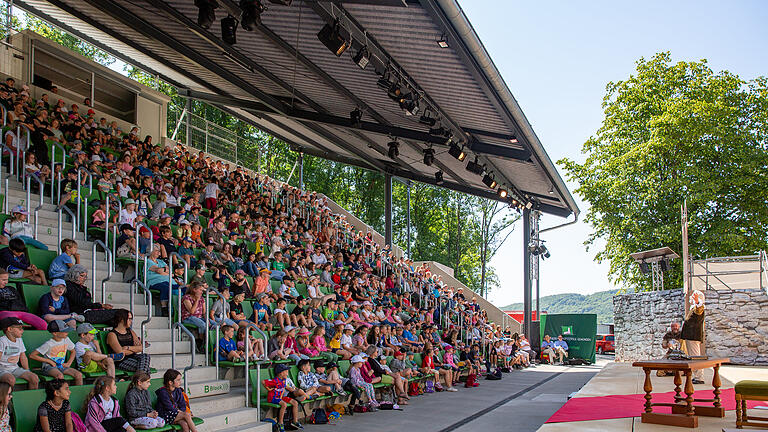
[[271, 298, 290, 328], [38, 279, 84, 328], [296, 328, 319, 358], [49, 239, 80, 279], [85, 376, 136, 432], [0, 382, 10, 432], [75, 323, 116, 378], [228, 291, 255, 330], [0, 238, 47, 284], [313, 361, 345, 395], [263, 364, 301, 431], [236, 326, 264, 360], [311, 326, 340, 362], [91, 200, 107, 229], [125, 371, 166, 430], [297, 359, 332, 399], [3, 206, 48, 250], [35, 379, 72, 432], [0, 317, 39, 389], [155, 369, 198, 432], [349, 355, 379, 409], [209, 286, 237, 329], [29, 320, 84, 385], [218, 325, 244, 362], [340, 324, 358, 355]]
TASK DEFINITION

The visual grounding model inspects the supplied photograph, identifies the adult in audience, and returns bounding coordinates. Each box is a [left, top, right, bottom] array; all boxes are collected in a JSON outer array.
[[552, 335, 569, 364], [106, 309, 151, 373], [63, 264, 117, 325]]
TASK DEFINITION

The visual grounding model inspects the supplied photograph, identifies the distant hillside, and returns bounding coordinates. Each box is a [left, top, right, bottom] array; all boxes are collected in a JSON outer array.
[[502, 289, 616, 324]]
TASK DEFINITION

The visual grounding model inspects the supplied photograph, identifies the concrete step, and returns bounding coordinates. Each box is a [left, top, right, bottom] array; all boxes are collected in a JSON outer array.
[[150, 353, 206, 370], [133, 315, 170, 330], [184, 366, 219, 382], [186, 378, 230, 399], [188, 390, 247, 418], [110, 302, 149, 316], [196, 407, 263, 432], [205, 420, 271, 432], [144, 339, 191, 354]]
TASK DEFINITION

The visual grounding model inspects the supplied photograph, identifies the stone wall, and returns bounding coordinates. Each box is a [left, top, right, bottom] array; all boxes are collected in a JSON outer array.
[[705, 288, 768, 365], [613, 289, 685, 362]]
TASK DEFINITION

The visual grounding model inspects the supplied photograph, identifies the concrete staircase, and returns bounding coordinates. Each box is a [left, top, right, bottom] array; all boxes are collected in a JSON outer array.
[[3, 176, 270, 432]]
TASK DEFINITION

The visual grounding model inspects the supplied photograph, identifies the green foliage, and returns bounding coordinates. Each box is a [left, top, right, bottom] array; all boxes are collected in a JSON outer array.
[[23, 16, 115, 66], [504, 289, 617, 324], [559, 53, 768, 292]]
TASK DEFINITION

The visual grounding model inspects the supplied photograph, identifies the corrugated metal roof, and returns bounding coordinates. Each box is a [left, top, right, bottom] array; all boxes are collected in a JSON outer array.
[[15, 0, 576, 217]]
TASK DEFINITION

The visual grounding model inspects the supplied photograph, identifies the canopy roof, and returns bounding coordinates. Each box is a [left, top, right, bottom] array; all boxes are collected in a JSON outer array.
[[17, 0, 579, 217]]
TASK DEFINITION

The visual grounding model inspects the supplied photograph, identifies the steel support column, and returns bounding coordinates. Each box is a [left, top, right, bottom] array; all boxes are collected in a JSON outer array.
[[406, 180, 411, 257], [523, 208, 532, 336], [385, 173, 393, 246], [298, 152, 304, 191], [184, 98, 190, 148]]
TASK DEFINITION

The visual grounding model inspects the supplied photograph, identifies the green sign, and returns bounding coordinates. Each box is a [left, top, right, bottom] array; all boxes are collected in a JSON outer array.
[[540, 313, 597, 364]]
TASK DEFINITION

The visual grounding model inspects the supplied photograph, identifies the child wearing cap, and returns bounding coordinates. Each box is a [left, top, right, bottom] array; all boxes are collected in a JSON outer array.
[[297, 359, 332, 399], [3, 205, 48, 250], [29, 320, 84, 385], [75, 322, 116, 378], [117, 199, 137, 227], [38, 278, 84, 328], [49, 239, 80, 280], [349, 355, 379, 409], [263, 364, 301, 431], [0, 317, 39, 389], [177, 236, 197, 269]]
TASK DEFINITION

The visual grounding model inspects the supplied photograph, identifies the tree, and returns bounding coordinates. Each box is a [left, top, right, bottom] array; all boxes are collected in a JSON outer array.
[[478, 199, 518, 297], [559, 52, 768, 292]]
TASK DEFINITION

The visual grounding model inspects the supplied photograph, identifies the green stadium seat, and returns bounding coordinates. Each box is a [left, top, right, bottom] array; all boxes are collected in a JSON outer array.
[[20, 283, 50, 315], [10, 387, 45, 432]]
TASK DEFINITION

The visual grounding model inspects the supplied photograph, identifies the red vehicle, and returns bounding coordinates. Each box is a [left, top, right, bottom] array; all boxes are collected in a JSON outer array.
[[596, 334, 615, 354]]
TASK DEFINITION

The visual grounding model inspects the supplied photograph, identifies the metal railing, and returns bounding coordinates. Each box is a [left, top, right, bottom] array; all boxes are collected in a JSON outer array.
[[172, 322, 196, 390], [169, 251, 188, 338], [76, 167, 92, 233], [56, 205, 77, 253], [133, 279, 153, 347], [18, 124, 30, 186], [761, 251, 768, 294], [91, 240, 113, 300], [692, 253, 767, 292], [1, 142, 14, 214], [49, 141, 66, 204], [135, 222, 153, 287], [25, 173, 43, 238]]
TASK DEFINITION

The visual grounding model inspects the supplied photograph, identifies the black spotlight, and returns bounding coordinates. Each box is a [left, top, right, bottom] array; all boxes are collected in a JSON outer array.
[[221, 15, 238, 44], [482, 173, 497, 189], [659, 259, 670, 272], [540, 245, 550, 259], [498, 187, 508, 198], [317, 20, 350, 57], [419, 113, 436, 126], [466, 157, 483, 175], [353, 46, 370, 69], [639, 262, 650, 274], [435, 171, 444, 185], [377, 73, 393, 90], [423, 148, 435, 166], [240, 0, 264, 31], [448, 142, 466, 161], [387, 140, 399, 159], [509, 135, 519, 144], [400, 97, 419, 116], [429, 126, 448, 136], [350, 108, 362, 127], [195, 0, 218, 29]]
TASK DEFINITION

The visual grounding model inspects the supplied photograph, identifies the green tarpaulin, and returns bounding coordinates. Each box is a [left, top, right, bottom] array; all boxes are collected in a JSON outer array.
[[540, 313, 597, 364]]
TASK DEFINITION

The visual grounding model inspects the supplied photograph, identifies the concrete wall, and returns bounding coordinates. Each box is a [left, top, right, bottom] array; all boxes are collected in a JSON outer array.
[[613, 289, 685, 362], [705, 288, 768, 365]]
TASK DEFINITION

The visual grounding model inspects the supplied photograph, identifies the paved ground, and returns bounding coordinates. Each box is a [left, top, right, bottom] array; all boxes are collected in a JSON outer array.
[[302, 361, 603, 432]]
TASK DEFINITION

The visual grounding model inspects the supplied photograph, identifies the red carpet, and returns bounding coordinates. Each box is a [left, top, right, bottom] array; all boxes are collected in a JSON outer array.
[[546, 387, 768, 423]]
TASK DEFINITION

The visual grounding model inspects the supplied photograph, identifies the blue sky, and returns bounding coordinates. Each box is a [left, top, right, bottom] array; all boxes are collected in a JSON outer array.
[[465, 1, 768, 307]]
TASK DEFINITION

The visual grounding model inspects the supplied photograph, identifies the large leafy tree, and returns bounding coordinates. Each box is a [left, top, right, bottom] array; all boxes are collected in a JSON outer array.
[[560, 52, 768, 292]]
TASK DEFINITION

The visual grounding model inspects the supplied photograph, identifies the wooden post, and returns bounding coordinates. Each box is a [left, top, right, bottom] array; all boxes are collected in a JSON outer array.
[[643, 368, 653, 413]]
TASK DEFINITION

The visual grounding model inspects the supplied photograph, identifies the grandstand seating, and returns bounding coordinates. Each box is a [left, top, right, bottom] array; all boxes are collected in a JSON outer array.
[[0, 76, 520, 432]]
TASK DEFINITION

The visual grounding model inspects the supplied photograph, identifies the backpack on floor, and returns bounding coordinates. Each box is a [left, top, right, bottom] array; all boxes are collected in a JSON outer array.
[[424, 380, 435, 393], [378, 402, 402, 411], [464, 373, 476, 388], [309, 408, 328, 424], [499, 366, 512, 373], [408, 382, 420, 396], [486, 368, 503, 380], [353, 404, 369, 413]]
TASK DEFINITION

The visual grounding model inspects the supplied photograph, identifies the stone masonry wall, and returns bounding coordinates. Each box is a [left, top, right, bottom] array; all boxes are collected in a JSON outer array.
[[613, 289, 685, 362], [705, 288, 768, 365]]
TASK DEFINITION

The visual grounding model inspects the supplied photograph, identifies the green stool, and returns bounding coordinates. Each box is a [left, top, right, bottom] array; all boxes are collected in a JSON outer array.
[[735, 380, 768, 428]]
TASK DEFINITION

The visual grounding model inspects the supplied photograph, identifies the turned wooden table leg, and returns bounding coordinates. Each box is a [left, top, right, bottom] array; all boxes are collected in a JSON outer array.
[[643, 368, 653, 413], [674, 370, 682, 401], [736, 396, 743, 427], [712, 364, 722, 408], [684, 370, 695, 417]]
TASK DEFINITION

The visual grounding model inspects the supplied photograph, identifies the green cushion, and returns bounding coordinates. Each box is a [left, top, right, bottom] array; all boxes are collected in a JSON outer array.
[[10, 388, 45, 432], [735, 380, 768, 397]]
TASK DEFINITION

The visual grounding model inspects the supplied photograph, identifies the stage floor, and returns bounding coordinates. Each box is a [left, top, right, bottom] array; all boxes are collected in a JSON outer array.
[[538, 360, 768, 431]]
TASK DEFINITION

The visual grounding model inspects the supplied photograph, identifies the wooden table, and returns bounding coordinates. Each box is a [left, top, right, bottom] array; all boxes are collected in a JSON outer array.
[[632, 357, 729, 428]]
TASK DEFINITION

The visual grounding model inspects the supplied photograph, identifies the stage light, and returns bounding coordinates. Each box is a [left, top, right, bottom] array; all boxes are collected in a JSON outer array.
[[221, 15, 238, 44], [350, 108, 362, 127], [435, 171, 444, 185], [548, 186, 555, 195], [377, 74, 393, 90], [448, 142, 466, 161], [466, 157, 483, 175], [660, 259, 670, 272], [437, 35, 448, 48], [387, 141, 399, 159], [541, 245, 551, 259], [482, 173, 497, 189], [423, 148, 435, 166], [429, 126, 448, 136], [317, 20, 350, 57], [419, 113, 437, 126], [498, 187, 508, 198], [353, 47, 370, 69], [195, 0, 218, 29], [639, 262, 650, 274], [400, 98, 419, 116], [509, 135, 518, 144], [240, 0, 264, 31], [525, 201, 533, 209]]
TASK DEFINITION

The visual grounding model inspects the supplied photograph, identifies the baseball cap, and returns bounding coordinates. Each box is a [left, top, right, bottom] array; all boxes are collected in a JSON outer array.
[[120, 223, 135, 232], [350, 355, 364, 364], [51, 279, 66, 287], [0, 317, 24, 330], [11, 205, 28, 215], [124, 199, 135, 205], [47, 320, 74, 333], [333, 320, 344, 326], [283, 326, 296, 332], [76, 323, 98, 335], [344, 324, 354, 331], [160, 214, 172, 220], [274, 363, 290, 375]]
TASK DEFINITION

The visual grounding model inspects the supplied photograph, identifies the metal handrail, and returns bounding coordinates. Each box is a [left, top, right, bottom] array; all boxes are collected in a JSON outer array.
[[132, 279, 153, 348], [1, 143, 15, 214], [18, 124, 30, 185], [25, 173, 44, 238], [49, 141, 66, 204], [108, 198, 122, 269], [91, 240, 113, 301], [171, 322, 196, 390], [135, 222, 153, 287], [169, 251, 188, 337], [76, 167, 92, 233], [56, 205, 77, 253]]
